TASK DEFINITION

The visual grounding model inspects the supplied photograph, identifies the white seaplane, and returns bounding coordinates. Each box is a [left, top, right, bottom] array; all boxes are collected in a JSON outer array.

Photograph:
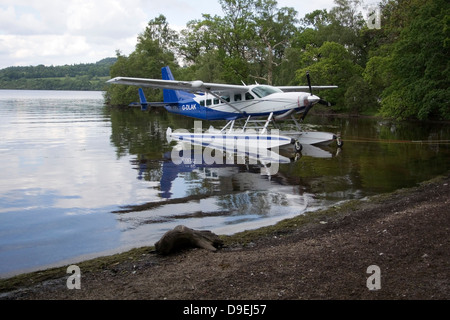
[[107, 66, 343, 159]]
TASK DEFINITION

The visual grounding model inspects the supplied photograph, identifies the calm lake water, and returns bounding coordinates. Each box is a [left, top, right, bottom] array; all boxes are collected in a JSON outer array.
[[1, 89, 449, 277]]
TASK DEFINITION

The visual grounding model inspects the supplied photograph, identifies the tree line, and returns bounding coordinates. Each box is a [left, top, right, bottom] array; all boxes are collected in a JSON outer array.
[[0, 58, 116, 91], [108, 0, 448, 121], [13, 0, 442, 121]]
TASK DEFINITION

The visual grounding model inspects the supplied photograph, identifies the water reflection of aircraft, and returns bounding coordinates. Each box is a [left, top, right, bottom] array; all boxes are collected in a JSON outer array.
[[107, 66, 343, 159], [158, 142, 336, 198], [120, 152, 311, 245], [160, 151, 260, 199]]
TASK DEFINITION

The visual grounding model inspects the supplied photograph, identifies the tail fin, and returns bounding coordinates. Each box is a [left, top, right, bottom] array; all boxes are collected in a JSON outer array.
[[138, 88, 148, 111], [161, 66, 195, 103]]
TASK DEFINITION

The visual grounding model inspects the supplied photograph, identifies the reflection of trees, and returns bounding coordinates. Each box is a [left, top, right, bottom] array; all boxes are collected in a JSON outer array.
[[108, 108, 193, 184], [131, 158, 163, 182], [107, 106, 226, 187], [216, 191, 290, 216], [180, 171, 220, 196], [279, 116, 450, 198], [109, 108, 169, 158], [107, 108, 450, 202], [108, 107, 219, 159]]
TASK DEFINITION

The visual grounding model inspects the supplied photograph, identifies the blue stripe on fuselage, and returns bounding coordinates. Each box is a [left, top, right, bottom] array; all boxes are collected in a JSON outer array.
[[164, 100, 305, 121], [164, 101, 240, 120]]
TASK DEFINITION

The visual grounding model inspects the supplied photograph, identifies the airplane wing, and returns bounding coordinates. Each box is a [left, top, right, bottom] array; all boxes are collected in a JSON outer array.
[[277, 86, 338, 92], [107, 77, 249, 93]]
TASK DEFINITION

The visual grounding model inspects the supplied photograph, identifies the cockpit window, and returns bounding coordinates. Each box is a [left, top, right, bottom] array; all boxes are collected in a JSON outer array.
[[251, 85, 283, 98]]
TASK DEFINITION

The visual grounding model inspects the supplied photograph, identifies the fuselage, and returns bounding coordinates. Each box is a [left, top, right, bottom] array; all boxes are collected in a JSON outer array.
[[164, 84, 318, 121]]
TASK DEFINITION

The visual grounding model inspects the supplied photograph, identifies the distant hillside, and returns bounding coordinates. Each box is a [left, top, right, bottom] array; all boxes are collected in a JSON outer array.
[[0, 58, 116, 91]]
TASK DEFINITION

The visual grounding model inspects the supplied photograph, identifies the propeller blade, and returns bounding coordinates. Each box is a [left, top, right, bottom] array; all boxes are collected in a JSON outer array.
[[301, 72, 314, 121], [319, 99, 332, 107], [301, 103, 313, 121], [306, 71, 312, 95]]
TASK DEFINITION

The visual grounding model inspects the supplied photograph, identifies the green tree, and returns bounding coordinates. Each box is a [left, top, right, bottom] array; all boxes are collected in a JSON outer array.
[[298, 0, 367, 65], [295, 41, 363, 111], [106, 15, 179, 106], [344, 75, 378, 114], [252, 0, 298, 85], [379, 0, 450, 120], [363, 53, 393, 101], [101, 0, 449, 120], [178, 0, 298, 85]]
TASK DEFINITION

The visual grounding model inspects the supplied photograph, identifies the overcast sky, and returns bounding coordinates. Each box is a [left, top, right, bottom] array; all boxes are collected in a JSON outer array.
[[0, 0, 341, 69]]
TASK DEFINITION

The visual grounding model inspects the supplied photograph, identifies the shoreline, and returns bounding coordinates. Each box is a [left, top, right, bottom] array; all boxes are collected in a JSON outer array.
[[1, 172, 449, 300]]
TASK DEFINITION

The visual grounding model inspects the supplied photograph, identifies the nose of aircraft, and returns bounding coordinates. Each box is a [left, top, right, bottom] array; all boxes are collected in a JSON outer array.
[[307, 95, 320, 104]]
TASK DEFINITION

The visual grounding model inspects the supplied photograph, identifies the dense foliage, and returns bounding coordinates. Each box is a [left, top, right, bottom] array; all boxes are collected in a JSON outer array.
[[0, 58, 116, 91], [375, 0, 450, 120], [105, 0, 449, 120]]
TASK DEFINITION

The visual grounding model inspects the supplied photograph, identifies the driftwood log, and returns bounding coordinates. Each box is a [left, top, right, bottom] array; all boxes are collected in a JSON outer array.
[[155, 225, 224, 255]]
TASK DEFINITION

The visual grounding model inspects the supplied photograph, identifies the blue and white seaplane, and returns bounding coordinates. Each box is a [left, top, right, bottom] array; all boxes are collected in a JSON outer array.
[[107, 66, 342, 159]]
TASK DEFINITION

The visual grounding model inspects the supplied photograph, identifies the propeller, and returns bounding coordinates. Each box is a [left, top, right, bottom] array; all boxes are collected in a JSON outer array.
[[301, 71, 332, 121], [301, 71, 314, 121]]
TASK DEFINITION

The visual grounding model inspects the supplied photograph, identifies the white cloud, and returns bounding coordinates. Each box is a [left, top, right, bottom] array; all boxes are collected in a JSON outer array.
[[65, 0, 148, 39], [0, 33, 109, 67], [277, 0, 336, 16], [0, 0, 152, 68], [0, 0, 337, 69], [0, 6, 46, 35]]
